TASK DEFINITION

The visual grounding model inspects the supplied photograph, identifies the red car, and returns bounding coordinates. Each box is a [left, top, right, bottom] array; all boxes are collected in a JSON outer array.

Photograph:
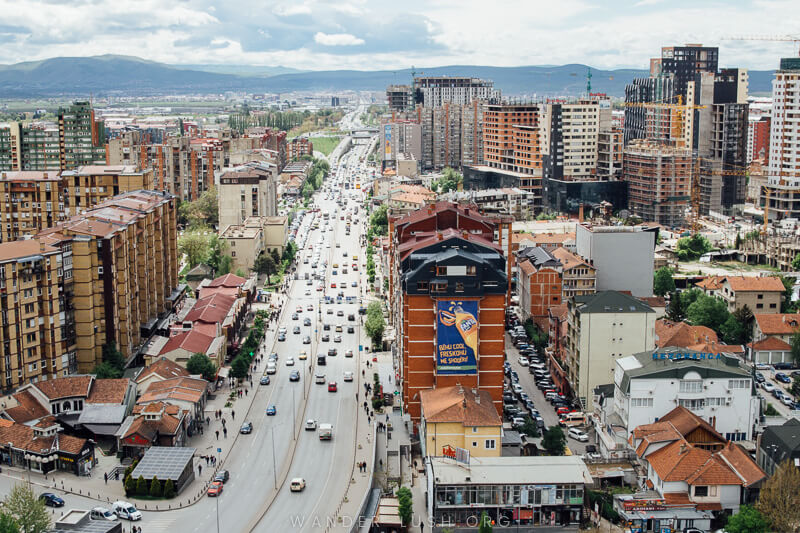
[[556, 407, 574, 416], [331, 282, 337, 288], [328, 381, 338, 392], [208, 481, 223, 497]]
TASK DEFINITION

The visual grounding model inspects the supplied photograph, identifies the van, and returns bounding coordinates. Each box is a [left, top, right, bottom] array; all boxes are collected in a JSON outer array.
[[266, 363, 277, 374], [315, 372, 326, 384], [318, 423, 333, 440], [112, 501, 142, 521], [90, 508, 118, 521], [559, 412, 587, 428]]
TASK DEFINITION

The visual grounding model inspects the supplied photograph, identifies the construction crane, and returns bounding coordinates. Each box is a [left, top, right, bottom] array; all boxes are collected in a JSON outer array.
[[689, 158, 750, 232], [725, 35, 800, 56], [624, 95, 706, 149]]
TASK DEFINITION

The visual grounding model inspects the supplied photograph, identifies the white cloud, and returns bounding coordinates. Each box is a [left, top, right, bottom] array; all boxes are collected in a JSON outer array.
[[313, 32, 365, 46], [273, 4, 312, 16], [634, 0, 664, 6]]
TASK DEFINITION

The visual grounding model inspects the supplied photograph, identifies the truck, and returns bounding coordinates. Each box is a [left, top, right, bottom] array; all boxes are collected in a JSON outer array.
[[318, 423, 333, 440]]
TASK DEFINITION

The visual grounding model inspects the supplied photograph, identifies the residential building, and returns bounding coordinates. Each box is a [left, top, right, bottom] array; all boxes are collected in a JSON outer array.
[[58, 101, 107, 170], [219, 223, 263, 275], [419, 385, 502, 458], [412, 76, 499, 108], [597, 126, 624, 180], [540, 98, 603, 183], [134, 357, 190, 393], [427, 456, 591, 530], [136, 376, 208, 422], [36, 190, 179, 372], [386, 85, 413, 112], [380, 119, 422, 171], [261, 215, 288, 256], [279, 160, 312, 197], [564, 291, 656, 407], [551, 247, 596, 300], [752, 312, 800, 344], [440, 188, 537, 219], [623, 140, 692, 227], [0, 240, 70, 391], [621, 408, 765, 530], [757, 418, 800, 475], [218, 162, 278, 231], [715, 275, 784, 314], [614, 348, 758, 442], [155, 329, 225, 370], [575, 224, 656, 297], [765, 58, 800, 221], [515, 247, 562, 326], [748, 115, 770, 164], [286, 137, 313, 161], [60, 165, 154, 218], [0, 122, 61, 171], [118, 401, 189, 458], [396, 229, 507, 420], [516, 232, 576, 254]]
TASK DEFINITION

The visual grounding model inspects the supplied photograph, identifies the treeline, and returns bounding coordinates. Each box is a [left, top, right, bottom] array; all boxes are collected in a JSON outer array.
[[228, 110, 308, 134]]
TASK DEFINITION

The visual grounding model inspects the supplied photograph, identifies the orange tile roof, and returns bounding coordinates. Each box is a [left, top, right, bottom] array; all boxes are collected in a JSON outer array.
[[185, 293, 236, 324], [687, 456, 744, 486], [136, 357, 190, 383], [551, 247, 592, 271], [717, 441, 767, 487], [695, 276, 723, 290], [647, 439, 713, 482], [138, 377, 208, 405], [655, 320, 718, 348], [529, 232, 575, 244], [207, 273, 246, 288], [419, 386, 501, 427], [0, 421, 88, 456], [750, 336, 792, 351], [518, 259, 535, 276], [663, 492, 692, 506], [0, 240, 60, 262], [33, 376, 93, 400], [755, 313, 800, 336], [159, 330, 215, 357], [549, 304, 568, 321], [5, 390, 49, 424], [86, 379, 130, 404], [723, 275, 785, 293]]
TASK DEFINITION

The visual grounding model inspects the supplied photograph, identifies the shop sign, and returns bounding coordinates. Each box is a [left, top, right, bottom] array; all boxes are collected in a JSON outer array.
[[623, 499, 666, 512], [652, 352, 722, 361]]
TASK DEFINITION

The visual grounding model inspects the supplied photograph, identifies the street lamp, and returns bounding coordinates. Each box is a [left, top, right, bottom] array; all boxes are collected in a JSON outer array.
[[215, 489, 220, 533], [270, 426, 278, 490]]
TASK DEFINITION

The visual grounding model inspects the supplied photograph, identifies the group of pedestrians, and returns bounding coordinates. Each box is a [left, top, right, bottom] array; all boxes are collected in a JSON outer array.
[[357, 461, 368, 473], [200, 455, 217, 467]]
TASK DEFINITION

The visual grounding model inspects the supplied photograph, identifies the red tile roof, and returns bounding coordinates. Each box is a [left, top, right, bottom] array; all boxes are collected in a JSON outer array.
[[646, 439, 713, 482], [695, 276, 723, 290], [397, 228, 502, 260], [723, 275, 786, 293], [655, 320, 718, 348], [33, 376, 93, 400], [86, 379, 130, 404], [0, 421, 88, 456], [717, 441, 767, 487], [755, 313, 800, 336], [185, 293, 236, 324], [5, 390, 49, 424], [138, 377, 208, 405], [207, 273, 246, 288], [159, 330, 215, 356], [750, 337, 792, 351], [419, 386, 502, 427], [136, 358, 190, 383]]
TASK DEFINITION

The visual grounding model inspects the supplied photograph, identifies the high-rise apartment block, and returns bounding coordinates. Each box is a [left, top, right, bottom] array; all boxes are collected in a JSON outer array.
[[386, 85, 414, 112], [765, 58, 800, 221], [412, 77, 499, 108], [623, 140, 692, 227], [0, 166, 153, 243], [541, 98, 604, 183], [380, 119, 422, 170], [651, 44, 719, 99], [748, 115, 770, 164], [58, 102, 107, 170], [217, 162, 278, 231], [286, 137, 313, 161]]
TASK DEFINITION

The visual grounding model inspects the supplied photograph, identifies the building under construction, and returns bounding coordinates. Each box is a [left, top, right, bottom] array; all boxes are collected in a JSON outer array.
[[624, 139, 692, 227], [764, 58, 800, 221]]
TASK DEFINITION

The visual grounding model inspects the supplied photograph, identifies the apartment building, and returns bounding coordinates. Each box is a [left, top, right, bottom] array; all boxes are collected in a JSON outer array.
[[287, 137, 313, 161], [716, 275, 784, 314], [218, 162, 278, 231], [541, 99, 602, 183], [623, 140, 692, 227], [597, 127, 623, 180], [0, 239, 71, 391], [61, 165, 154, 218], [412, 76, 499, 108], [765, 58, 800, 221], [381, 119, 423, 169], [516, 247, 562, 326], [37, 190, 179, 372], [386, 85, 413, 112], [219, 222, 263, 275], [563, 291, 656, 407], [748, 114, 770, 164], [59, 102, 107, 171], [551, 247, 596, 300]]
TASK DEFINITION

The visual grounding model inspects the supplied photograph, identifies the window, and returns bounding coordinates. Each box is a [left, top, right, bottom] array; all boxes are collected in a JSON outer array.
[[466, 266, 476, 276], [456, 282, 464, 292], [472, 427, 478, 433], [631, 398, 653, 408], [432, 282, 448, 292], [707, 397, 725, 406], [485, 439, 496, 449], [417, 281, 428, 291], [728, 379, 749, 389], [756, 303, 763, 309], [436, 266, 447, 276], [679, 380, 702, 393], [678, 398, 705, 410], [693, 486, 708, 497], [231, 251, 236, 257], [472, 441, 477, 447]]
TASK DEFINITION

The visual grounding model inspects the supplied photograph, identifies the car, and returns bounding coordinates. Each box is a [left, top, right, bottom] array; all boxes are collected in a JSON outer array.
[[518, 356, 529, 366], [40, 493, 65, 507], [756, 363, 773, 370], [90, 507, 118, 522], [292, 313, 299, 320], [326, 307, 333, 314], [303, 336, 311, 344], [328, 381, 338, 392], [351, 281, 358, 287], [269, 352, 278, 361], [775, 362, 795, 370], [289, 370, 301, 382], [335, 324, 343, 332], [240, 422, 253, 434], [208, 481, 223, 497], [755, 372, 765, 383], [337, 310, 345, 317], [278, 333, 286, 342], [348, 314, 356, 321], [214, 470, 230, 483], [305, 419, 317, 431], [328, 348, 338, 357], [344, 371, 354, 382], [293, 326, 301, 334], [331, 283, 337, 288], [782, 395, 795, 406], [345, 349, 354, 358], [303, 317, 311, 326], [298, 351, 308, 360], [334, 335, 342, 343], [260, 376, 271, 385], [511, 417, 526, 429], [285, 356, 295, 366], [315, 372, 326, 384], [266, 405, 277, 415], [323, 323, 331, 331], [776, 372, 792, 384], [322, 333, 330, 342], [568, 428, 589, 442], [296, 305, 303, 313], [556, 407, 573, 416], [512, 383, 523, 394], [762, 382, 776, 393], [290, 478, 306, 492], [307, 304, 314, 311]]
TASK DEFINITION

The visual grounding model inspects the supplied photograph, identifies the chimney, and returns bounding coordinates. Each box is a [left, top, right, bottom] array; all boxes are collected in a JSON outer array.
[[438, 233, 443, 241], [464, 208, 470, 216], [679, 443, 687, 455], [472, 389, 480, 403], [39, 240, 45, 253]]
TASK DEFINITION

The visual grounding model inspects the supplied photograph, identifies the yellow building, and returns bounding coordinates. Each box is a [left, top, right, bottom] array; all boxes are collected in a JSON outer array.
[[37, 190, 179, 372], [60, 165, 154, 217], [419, 386, 503, 458]]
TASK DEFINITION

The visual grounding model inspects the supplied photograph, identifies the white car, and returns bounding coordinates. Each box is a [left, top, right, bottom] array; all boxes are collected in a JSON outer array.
[[343, 371, 354, 382], [305, 419, 317, 430], [762, 382, 776, 393], [112, 501, 142, 521], [568, 428, 589, 442], [518, 356, 529, 367], [512, 383, 524, 395], [286, 357, 295, 366]]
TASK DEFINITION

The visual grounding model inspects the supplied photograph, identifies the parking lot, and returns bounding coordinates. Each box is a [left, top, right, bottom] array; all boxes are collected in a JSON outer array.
[[503, 320, 591, 456], [755, 364, 800, 418]]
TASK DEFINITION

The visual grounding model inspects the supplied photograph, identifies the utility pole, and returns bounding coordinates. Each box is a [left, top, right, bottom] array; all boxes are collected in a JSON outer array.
[[271, 427, 277, 489]]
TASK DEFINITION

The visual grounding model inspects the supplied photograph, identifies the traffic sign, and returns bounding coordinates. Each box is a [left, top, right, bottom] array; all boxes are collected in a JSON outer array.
[[217, 448, 222, 453]]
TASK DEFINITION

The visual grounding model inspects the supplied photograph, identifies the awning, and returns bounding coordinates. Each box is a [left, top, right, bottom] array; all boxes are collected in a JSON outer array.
[[217, 367, 230, 379]]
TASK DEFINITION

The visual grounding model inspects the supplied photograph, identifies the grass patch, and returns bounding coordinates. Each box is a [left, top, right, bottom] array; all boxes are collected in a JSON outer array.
[[310, 136, 342, 156]]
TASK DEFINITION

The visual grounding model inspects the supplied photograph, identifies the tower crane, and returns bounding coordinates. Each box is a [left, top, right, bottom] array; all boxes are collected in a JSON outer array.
[[725, 35, 800, 56]]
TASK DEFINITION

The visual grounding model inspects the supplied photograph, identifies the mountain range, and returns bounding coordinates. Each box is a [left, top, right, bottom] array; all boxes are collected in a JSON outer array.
[[0, 55, 777, 98]]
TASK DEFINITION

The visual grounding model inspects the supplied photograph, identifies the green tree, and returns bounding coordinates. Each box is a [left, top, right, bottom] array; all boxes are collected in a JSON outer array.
[[124, 475, 136, 496], [724, 504, 769, 533], [2, 484, 51, 533], [520, 416, 540, 438], [542, 426, 566, 456], [433, 167, 463, 193], [757, 459, 800, 532], [791, 330, 800, 366], [666, 292, 685, 322], [206, 235, 229, 274], [136, 475, 148, 496], [186, 353, 217, 381], [230, 355, 250, 379], [235, 268, 247, 278], [149, 476, 162, 498], [396, 487, 413, 526], [686, 294, 730, 332], [764, 403, 780, 416], [102, 341, 125, 371], [282, 241, 298, 263], [676, 233, 713, 261], [720, 315, 745, 345], [732, 305, 755, 343], [269, 248, 281, 265], [369, 204, 388, 236], [365, 301, 385, 348], [181, 187, 218, 228], [735, 232, 742, 250], [679, 288, 702, 310], [653, 267, 676, 297], [478, 510, 493, 533], [0, 512, 20, 533], [163, 478, 176, 499], [216, 255, 233, 276], [178, 230, 212, 269], [793, 253, 800, 272], [778, 275, 797, 313], [92, 361, 122, 379]]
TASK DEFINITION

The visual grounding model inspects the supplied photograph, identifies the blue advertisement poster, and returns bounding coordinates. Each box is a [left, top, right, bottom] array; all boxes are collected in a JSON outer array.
[[436, 300, 479, 375]]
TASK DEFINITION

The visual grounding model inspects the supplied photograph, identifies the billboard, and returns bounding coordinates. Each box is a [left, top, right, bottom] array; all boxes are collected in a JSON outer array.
[[384, 125, 392, 158], [436, 300, 478, 375]]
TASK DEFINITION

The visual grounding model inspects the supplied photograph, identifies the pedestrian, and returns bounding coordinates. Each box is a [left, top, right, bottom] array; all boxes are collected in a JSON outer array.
[[199, 465, 203, 476], [206, 416, 210, 425], [104, 472, 108, 484], [379, 459, 383, 469], [232, 410, 236, 420], [222, 418, 226, 427], [362, 369, 365, 377], [245, 388, 248, 396], [356, 392, 358, 402], [223, 427, 228, 438], [215, 430, 219, 440], [367, 415, 371, 424]]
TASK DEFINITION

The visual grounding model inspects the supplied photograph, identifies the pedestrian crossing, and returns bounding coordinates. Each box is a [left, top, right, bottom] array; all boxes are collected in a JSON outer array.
[[142, 516, 175, 532]]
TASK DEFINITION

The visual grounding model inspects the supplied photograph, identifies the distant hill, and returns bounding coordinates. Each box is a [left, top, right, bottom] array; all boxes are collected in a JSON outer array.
[[0, 54, 777, 98]]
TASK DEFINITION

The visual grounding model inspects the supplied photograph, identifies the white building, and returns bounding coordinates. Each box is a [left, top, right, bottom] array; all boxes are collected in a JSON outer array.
[[218, 162, 278, 231], [765, 58, 800, 219], [575, 224, 655, 297], [614, 348, 759, 442]]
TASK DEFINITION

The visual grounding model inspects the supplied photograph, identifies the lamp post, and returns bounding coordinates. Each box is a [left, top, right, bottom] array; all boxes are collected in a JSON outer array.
[[215, 490, 220, 533], [23, 453, 31, 484], [270, 426, 278, 490]]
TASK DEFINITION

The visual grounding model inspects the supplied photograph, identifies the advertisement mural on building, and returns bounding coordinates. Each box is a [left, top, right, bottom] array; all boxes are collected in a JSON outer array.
[[436, 300, 478, 375], [384, 125, 392, 158]]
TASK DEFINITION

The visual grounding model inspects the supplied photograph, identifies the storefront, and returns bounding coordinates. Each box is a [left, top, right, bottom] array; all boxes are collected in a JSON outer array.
[[615, 496, 713, 533]]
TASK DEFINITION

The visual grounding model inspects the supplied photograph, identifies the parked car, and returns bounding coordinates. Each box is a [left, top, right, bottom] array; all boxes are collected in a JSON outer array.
[[776, 372, 792, 384], [568, 428, 589, 442], [518, 356, 529, 367], [207, 481, 223, 497], [40, 493, 65, 507], [762, 382, 776, 393], [214, 470, 229, 483]]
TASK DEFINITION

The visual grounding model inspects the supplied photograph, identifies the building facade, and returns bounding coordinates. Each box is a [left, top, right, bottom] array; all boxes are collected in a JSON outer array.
[[218, 163, 278, 231]]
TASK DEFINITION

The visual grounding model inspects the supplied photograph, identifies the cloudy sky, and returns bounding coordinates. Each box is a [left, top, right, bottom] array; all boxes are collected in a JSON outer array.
[[0, 0, 798, 71]]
